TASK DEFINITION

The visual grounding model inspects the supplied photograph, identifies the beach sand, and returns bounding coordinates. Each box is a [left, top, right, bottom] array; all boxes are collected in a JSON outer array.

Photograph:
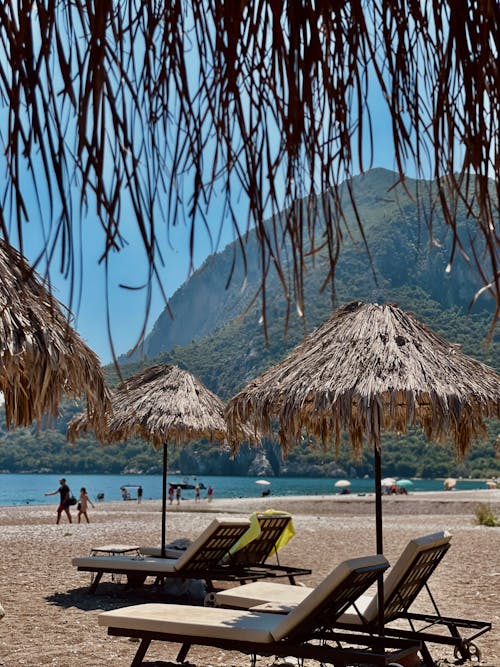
[[0, 490, 498, 666]]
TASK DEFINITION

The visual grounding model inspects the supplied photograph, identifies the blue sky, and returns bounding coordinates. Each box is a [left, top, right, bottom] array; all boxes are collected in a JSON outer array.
[[19, 98, 398, 367], [6, 67, 400, 366]]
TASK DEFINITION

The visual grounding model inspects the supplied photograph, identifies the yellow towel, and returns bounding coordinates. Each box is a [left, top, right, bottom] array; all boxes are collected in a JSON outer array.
[[229, 508, 295, 558]]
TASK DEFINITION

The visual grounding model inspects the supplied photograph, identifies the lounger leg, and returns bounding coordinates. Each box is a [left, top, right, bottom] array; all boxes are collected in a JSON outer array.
[[131, 638, 151, 667], [177, 643, 191, 662], [89, 572, 103, 594], [419, 643, 437, 667]]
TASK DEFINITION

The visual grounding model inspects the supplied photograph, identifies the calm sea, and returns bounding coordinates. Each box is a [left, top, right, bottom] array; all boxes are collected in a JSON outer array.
[[0, 473, 490, 507]]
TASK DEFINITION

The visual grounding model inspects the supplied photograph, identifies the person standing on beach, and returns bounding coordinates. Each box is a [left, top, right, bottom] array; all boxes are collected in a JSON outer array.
[[137, 485, 143, 504], [44, 478, 72, 524], [207, 485, 214, 502], [77, 487, 95, 524], [176, 486, 182, 505], [194, 485, 201, 502], [168, 484, 175, 504]]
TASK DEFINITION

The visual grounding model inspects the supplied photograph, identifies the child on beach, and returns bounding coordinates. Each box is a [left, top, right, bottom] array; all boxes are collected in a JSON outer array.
[[77, 487, 95, 524]]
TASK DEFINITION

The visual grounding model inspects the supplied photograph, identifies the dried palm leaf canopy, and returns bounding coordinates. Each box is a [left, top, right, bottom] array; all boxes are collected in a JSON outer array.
[[69, 363, 254, 558], [226, 302, 500, 459], [69, 364, 253, 447], [0, 2, 498, 342], [0, 241, 109, 428]]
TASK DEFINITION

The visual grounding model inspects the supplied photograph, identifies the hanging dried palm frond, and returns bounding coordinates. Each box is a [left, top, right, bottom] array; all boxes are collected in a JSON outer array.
[[0, 2, 498, 344], [0, 241, 110, 429]]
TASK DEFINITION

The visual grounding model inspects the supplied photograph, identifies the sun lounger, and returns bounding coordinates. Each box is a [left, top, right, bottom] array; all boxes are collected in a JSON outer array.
[[208, 530, 492, 665], [142, 510, 311, 584], [72, 517, 252, 593], [98, 554, 422, 666], [224, 510, 311, 583]]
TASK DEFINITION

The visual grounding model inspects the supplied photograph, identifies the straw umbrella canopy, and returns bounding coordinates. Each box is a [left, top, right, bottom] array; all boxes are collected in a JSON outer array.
[[226, 301, 500, 630], [68, 363, 254, 556], [0, 240, 110, 429]]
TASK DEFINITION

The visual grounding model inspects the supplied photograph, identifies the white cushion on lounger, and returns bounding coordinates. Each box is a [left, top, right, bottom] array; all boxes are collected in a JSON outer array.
[[72, 555, 179, 573], [99, 603, 284, 643], [98, 555, 388, 643], [214, 581, 312, 609]]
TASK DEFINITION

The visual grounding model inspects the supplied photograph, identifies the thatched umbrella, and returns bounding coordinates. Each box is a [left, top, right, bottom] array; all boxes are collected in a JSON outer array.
[[0, 240, 109, 429], [226, 301, 500, 630], [68, 363, 253, 557]]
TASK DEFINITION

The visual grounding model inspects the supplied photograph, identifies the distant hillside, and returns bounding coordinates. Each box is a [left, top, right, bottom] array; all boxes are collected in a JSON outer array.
[[124, 168, 493, 363]]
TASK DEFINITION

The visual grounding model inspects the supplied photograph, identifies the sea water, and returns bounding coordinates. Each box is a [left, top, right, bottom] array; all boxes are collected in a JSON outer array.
[[0, 473, 489, 507]]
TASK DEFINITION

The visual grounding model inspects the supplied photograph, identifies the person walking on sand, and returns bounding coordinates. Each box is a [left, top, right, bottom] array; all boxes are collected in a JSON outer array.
[[207, 485, 214, 502], [168, 484, 175, 504], [137, 485, 143, 504], [77, 487, 95, 524], [45, 478, 72, 524], [176, 486, 182, 505], [194, 484, 201, 502]]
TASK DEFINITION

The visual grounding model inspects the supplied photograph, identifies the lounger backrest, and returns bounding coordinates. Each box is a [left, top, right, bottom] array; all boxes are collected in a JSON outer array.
[[229, 514, 292, 565], [174, 518, 251, 571], [270, 554, 389, 642], [363, 531, 452, 624]]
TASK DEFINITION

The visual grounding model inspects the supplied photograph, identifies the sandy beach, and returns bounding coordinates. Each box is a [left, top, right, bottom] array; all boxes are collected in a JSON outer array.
[[0, 490, 498, 667]]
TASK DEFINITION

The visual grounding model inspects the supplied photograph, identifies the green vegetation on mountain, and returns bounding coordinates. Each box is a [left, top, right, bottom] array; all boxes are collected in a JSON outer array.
[[1, 170, 498, 479]]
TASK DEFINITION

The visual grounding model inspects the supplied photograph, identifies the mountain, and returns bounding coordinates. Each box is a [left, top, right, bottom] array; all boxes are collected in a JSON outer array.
[[1, 169, 498, 478], [124, 168, 494, 363]]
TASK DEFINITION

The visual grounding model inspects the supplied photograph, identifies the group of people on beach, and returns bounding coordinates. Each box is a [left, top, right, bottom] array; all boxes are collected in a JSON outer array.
[[46, 478, 214, 523], [168, 483, 213, 504], [44, 478, 95, 524]]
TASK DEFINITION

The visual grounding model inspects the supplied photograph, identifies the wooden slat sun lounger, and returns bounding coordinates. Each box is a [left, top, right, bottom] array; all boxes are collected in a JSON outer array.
[[141, 511, 311, 584], [208, 530, 492, 666], [98, 554, 423, 666], [72, 517, 252, 593]]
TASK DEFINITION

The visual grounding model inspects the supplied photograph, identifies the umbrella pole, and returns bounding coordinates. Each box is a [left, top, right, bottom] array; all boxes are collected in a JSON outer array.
[[161, 443, 167, 558], [374, 441, 384, 635]]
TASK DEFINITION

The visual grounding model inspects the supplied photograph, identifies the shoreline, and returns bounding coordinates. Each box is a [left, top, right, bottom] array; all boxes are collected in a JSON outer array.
[[1, 486, 499, 511]]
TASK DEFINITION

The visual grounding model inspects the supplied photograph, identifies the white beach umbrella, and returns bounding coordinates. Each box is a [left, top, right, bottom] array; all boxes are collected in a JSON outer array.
[[381, 477, 397, 487], [334, 479, 351, 488], [255, 479, 271, 486]]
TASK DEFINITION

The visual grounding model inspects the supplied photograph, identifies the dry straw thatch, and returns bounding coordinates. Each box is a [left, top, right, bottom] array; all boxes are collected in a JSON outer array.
[[0, 241, 109, 429], [226, 301, 500, 459], [67, 363, 256, 556], [1, 3, 499, 344], [68, 363, 253, 448]]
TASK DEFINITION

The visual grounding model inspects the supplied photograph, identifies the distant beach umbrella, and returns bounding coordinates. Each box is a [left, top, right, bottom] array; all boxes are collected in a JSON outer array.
[[255, 479, 271, 486], [68, 363, 254, 557], [444, 478, 457, 490], [334, 479, 351, 488], [381, 478, 397, 488], [395, 479, 413, 489], [0, 240, 109, 429], [226, 301, 500, 632], [485, 480, 497, 489]]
